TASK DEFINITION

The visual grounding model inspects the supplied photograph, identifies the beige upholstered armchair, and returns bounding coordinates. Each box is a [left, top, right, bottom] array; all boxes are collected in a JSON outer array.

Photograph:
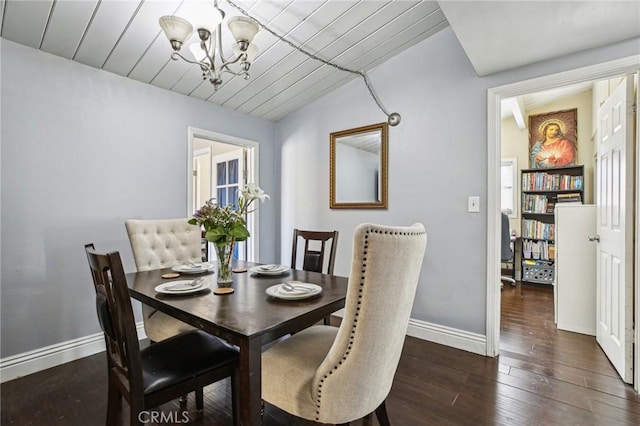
[[262, 223, 427, 424], [125, 218, 202, 343]]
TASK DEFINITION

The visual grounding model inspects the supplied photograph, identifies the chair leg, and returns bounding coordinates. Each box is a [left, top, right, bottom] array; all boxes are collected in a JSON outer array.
[[106, 381, 122, 426], [196, 388, 204, 412], [129, 402, 144, 426], [179, 394, 188, 409], [375, 400, 391, 426], [231, 367, 241, 426], [363, 413, 373, 426]]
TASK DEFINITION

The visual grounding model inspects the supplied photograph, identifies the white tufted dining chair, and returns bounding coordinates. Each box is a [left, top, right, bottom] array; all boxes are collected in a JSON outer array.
[[262, 223, 427, 425], [125, 219, 203, 343]]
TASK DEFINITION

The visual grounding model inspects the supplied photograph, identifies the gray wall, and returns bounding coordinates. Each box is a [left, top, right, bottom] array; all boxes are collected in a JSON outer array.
[[2, 27, 638, 358], [0, 39, 278, 357], [277, 27, 640, 335]]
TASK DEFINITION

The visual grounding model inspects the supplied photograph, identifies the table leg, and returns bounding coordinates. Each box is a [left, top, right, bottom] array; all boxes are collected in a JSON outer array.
[[238, 337, 262, 426]]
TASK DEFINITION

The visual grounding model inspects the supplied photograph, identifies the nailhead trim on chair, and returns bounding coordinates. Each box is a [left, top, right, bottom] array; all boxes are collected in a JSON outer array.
[[314, 226, 425, 421]]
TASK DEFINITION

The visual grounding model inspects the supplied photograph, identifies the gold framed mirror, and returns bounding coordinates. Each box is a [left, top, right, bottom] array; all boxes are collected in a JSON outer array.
[[330, 122, 388, 209]]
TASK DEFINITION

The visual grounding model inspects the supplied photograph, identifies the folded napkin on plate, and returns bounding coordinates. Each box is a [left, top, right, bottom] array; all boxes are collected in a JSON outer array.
[[184, 263, 204, 269], [278, 284, 314, 295], [259, 264, 282, 270], [166, 282, 203, 291]]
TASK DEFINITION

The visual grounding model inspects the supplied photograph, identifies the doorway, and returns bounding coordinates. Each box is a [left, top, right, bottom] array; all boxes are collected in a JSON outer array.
[[187, 127, 260, 262], [486, 56, 640, 391]]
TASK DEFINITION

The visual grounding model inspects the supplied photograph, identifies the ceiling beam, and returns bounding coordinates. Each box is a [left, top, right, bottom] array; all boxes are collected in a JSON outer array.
[[502, 97, 526, 130]]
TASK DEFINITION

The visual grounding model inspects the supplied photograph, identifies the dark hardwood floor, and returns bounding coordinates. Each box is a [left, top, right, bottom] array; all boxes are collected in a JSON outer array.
[[2, 283, 639, 425]]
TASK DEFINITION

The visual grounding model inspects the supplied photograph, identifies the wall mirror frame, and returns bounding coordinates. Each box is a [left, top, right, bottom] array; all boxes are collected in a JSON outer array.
[[330, 122, 388, 209]]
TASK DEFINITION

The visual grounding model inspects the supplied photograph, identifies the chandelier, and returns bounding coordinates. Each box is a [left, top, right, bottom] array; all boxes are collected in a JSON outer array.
[[158, 0, 259, 91], [159, 0, 401, 126]]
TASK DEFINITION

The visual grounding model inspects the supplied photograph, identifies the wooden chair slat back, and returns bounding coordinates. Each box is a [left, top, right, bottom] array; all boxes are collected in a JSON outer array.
[[291, 229, 339, 275], [84, 244, 143, 396]]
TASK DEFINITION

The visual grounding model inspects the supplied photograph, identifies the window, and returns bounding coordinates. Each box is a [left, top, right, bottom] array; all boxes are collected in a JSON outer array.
[[501, 157, 518, 218]]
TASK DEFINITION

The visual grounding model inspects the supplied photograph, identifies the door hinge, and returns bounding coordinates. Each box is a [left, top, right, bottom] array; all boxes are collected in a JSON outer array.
[[193, 170, 197, 177]]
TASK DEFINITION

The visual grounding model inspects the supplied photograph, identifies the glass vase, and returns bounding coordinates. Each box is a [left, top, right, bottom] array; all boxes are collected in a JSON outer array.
[[215, 241, 235, 286]]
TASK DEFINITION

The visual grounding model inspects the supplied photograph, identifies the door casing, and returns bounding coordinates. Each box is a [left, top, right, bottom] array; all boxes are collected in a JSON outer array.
[[486, 55, 640, 391]]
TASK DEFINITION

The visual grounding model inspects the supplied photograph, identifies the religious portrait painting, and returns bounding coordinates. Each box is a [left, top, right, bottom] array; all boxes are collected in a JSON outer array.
[[528, 109, 577, 169]]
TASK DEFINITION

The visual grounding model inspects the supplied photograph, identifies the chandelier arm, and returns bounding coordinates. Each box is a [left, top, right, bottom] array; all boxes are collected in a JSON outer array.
[[203, 37, 217, 72], [220, 52, 246, 69], [215, 21, 230, 63], [220, 68, 249, 78], [223, 0, 401, 125], [171, 51, 208, 67]]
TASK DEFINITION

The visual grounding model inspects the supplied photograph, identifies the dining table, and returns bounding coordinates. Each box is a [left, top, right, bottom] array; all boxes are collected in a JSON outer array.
[[126, 260, 349, 426]]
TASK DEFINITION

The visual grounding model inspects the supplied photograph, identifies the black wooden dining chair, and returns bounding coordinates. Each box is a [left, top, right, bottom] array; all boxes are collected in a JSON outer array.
[[291, 229, 339, 274], [84, 244, 239, 425]]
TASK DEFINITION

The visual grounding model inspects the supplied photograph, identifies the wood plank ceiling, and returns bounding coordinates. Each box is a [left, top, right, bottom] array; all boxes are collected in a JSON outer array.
[[1, 0, 448, 122]]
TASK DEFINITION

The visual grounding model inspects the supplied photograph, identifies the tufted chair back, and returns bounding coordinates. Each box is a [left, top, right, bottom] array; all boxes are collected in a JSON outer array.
[[261, 223, 427, 424], [125, 219, 201, 342], [125, 219, 202, 272], [313, 223, 426, 422]]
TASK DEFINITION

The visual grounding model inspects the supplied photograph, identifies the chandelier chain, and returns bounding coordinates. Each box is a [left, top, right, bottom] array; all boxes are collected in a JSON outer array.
[[224, 0, 392, 118]]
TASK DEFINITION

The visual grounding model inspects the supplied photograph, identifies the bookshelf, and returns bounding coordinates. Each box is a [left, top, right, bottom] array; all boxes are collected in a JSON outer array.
[[520, 165, 584, 285]]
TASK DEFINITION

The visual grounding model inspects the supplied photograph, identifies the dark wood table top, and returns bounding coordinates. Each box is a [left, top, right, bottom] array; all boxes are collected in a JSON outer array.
[[126, 260, 349, 345]]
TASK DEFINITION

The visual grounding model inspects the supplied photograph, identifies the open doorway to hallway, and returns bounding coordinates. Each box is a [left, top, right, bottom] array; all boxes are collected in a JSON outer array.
[[487, 58, 638, 389], [499, 79, 600, 377], [187, 127, 259, 262]]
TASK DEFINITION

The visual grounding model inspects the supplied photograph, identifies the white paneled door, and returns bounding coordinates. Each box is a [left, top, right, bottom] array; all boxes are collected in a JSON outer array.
[[595, 76, 634, 383]]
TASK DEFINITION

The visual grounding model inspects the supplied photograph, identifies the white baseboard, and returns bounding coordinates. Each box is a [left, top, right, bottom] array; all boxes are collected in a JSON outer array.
[[406, 318, 487, 355], [332, 310, 487, 356], [557, 324, 596, 337], [0, 322, 147, 383], [1, 316, 488, 384]]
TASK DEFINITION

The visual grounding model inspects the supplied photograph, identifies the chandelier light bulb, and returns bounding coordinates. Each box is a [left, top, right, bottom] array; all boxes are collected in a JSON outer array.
[[189, 3, 223, 34], [189, 42, 209, 63]]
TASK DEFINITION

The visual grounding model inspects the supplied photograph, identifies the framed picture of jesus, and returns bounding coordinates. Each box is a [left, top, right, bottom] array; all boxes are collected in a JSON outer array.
[[528, 108, 577, 169]]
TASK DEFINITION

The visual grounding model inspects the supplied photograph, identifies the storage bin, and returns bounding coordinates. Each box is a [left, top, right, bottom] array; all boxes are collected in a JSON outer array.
[[522, 261, 554, 284]]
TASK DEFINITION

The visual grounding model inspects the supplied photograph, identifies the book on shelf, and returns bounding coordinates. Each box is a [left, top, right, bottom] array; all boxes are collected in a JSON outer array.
[[521, 171, 583, 192], [556, 192, 582, 204], [522, 219, 555, 240], [522, 194, 549, 213], [521, 238, 554, 261]]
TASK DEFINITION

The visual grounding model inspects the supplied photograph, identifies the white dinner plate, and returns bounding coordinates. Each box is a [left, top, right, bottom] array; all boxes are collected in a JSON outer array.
[[171, 262, 215, 274], [155, 280, 211, 295], [265, 283, 322, 300], [249, 264, 290, 275]]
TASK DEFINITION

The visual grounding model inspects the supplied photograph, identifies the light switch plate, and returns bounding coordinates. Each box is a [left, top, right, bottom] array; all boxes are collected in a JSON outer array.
[[468, 196, 480, 213]]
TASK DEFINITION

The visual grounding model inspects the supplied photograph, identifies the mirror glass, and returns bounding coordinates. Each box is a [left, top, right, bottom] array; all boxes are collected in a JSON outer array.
[[330, 122, 388, 209]]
